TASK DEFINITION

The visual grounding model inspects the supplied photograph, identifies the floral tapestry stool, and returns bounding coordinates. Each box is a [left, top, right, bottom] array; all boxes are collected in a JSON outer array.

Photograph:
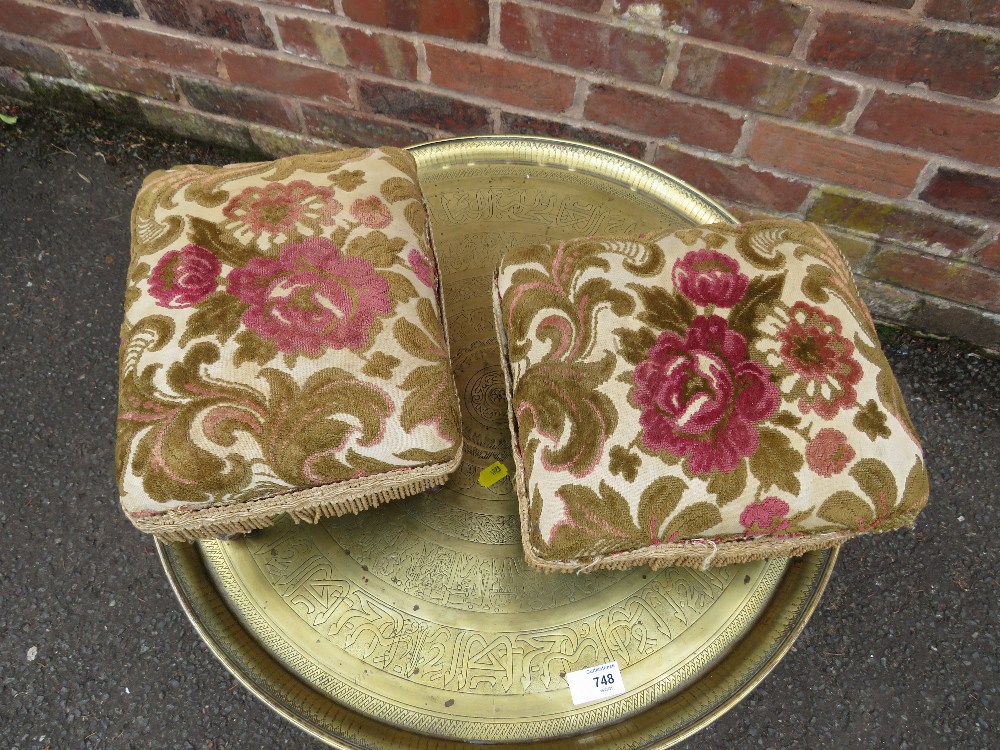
[[494, 220, 928, 572], [117, 148, 463, 541]]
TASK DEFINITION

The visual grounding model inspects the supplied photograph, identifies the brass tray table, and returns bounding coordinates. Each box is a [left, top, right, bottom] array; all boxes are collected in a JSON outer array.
[[157, 136, 836, 748]]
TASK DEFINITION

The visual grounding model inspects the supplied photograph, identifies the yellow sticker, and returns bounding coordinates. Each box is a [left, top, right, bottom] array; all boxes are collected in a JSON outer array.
[[478, 461, 509, 487]]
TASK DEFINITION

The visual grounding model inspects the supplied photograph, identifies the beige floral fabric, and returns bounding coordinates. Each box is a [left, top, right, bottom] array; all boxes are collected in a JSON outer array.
[[494, 220, 928, 571], [118, 148, 462, 541]]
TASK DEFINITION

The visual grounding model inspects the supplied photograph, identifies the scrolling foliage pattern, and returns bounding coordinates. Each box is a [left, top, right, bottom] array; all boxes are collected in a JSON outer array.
[[118, 148, 461, 515], [496, 221, 928, 564]]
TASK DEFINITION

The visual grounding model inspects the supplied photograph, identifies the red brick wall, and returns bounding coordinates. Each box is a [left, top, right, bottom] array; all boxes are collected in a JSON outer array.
[[1, 0, 998, 347]]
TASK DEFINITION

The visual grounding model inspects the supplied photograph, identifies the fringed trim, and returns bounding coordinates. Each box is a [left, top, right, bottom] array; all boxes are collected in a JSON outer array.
[[131, 450, 462, 543], [520, 515, 919, 574]]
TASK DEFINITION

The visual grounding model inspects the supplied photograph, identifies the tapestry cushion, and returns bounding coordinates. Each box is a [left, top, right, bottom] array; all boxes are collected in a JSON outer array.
[[117, 148, 463, 542], [493, 220, 928, 571]]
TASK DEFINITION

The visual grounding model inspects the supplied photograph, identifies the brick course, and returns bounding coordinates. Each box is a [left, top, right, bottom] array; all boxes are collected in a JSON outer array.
[[359, 80, 491, 134], [653, 146, 812, 212], [144, 0, 276, 49], [585, 84, 744, 153], [0, 33, 71, 78], [920, 169, 1000, 223], [0, 0, 100, 49], [808, 13, 1000, 100], [303, 102, 440, 146], [94, 21, 219, 76], [806, 191, 985, 255], [427, 44, 576, 112], [342, 0, 489, 43], [747, 121, 927, 199], [614, 0, 808, 56], [673, 44, 859, 127], [975, 237, 1000, 273], [868, 249, 1000, 313], [1, 0, 998, 347], [925, 0, 1000, 27], [51, 0, 139, 16], [222, 49, 351, 105], [179, 77, 298, 131], [500, 3, 671, 85], [67, 50, 178, 101], [500, 112, 645, 158], [855, 93, 1000, 170]]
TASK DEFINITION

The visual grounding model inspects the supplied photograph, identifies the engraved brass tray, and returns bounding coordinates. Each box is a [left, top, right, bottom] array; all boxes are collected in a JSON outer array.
[[158, 137, 836, 748]]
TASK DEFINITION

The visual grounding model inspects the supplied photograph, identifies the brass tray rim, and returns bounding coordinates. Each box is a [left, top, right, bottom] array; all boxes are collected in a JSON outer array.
[[154, 134, 836, 748], [157, 541, 836, 749], [406, 134, 738, 227]]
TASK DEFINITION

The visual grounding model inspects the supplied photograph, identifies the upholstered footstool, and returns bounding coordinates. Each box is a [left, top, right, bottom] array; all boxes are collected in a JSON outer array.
[[494, 220, 928, 572], [117, 148, 462, 541]]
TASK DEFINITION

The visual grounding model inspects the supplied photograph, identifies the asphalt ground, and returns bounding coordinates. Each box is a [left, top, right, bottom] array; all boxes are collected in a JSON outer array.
[[0, 105, 996, 749]]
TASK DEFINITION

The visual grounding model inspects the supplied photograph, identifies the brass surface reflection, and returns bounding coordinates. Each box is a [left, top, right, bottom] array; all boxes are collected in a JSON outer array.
[[158, 137, 836, 749]]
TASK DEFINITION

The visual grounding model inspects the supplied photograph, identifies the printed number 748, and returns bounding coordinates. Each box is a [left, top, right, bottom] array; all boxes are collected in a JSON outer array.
[[593, 674, 615, 688]]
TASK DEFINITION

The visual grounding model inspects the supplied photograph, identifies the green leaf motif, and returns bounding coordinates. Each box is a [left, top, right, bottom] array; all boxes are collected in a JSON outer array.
[[620, 237, 665, 277], [232, 329, 278, 368], [379, 150, 420, 182], [393, 299, 461, 445], [394, 299, 445, 362], [119, 342, 259, 504], [188, 217, 254, 266], [503, 260, 631, 364], [513, 353, 618, 477], [381, 176, 420, 204], [546, 482, 645, 558], [706, 459, 748, 507], [637, 477, 687, 539], [856, 332, 921, 445], [897, 458, 930, 520], [727, 271, 786, 343], [850, 457, 897, 523], [749, 427, 802, 494], [771, 411, 801, 429], [817, 490, 873, 530], [179, 292, 246, 347], [801, 263, 835, 305], [344, 230, 406, 268], [329, 169, 366, 192], [395, 446, 456, 464], [133, 214, 184, 258], [405, 201, 428, 240], [852, 457, 897, 504], [630, 284, 695, 336], [615, 326, 657, 366], [262, 368, 393, 486], [608, 445, 641, 482], [854, 399, 891, 441], [542, 476, 710, 560], [400, 363, 461, 444], [733, 220, 803, 270], [362, 352, 400, 379], [385, 270, 419, 305], [661, 502, 723, 542], [343, 448, 399, 478]]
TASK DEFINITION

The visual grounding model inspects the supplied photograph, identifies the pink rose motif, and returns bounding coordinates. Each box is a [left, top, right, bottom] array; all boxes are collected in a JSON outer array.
[[672, 249, 749, 308], [227, 237, 391, 355], [806, 427, 856, 477], [740, 497, 791, 536], [351, 196, 392, 229], [408, 248, 436, 288], [632, 315, 780, 475], [149, 244, 221, 308], [222, 180, 342, 250], [778, 302, 862, 419]]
